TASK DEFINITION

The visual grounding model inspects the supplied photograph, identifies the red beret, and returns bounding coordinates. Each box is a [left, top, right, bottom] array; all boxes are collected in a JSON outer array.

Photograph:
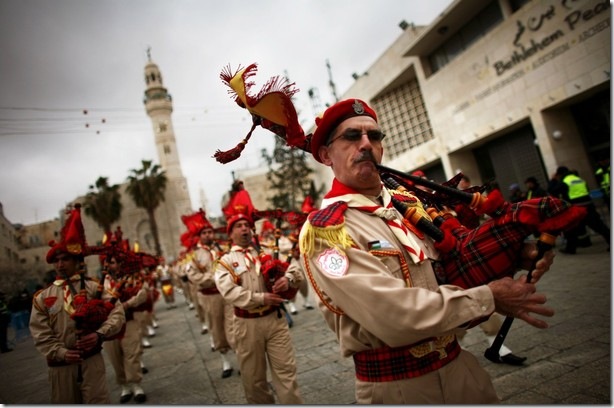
[[227, 213, 253, 235], [311, 99, 377, 163]]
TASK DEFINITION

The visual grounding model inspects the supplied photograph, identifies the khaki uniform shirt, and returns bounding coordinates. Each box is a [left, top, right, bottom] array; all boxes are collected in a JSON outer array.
[[214, 245, 303, 310], [188, 243, 218, 290], [300, 199, 494, 357], [30, 276, 125, 362]]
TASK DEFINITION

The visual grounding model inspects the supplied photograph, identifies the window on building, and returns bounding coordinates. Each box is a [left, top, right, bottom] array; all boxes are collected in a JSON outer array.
[[372, 77, 434, 160], [428, 0, 503, 74], [164, 145, 171, 155]]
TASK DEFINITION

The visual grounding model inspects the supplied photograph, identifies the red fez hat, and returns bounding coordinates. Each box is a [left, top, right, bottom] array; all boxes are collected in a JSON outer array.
[[46, 204, 88, 264], [227, 213, 253, 235], [261, 219, 275, 234], [311, 99, 377, 163], [181, 208, 213, 235], [179, 230, 198, 250]]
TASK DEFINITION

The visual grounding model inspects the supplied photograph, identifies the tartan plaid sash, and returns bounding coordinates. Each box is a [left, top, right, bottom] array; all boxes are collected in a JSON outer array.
[[321, 179, 428, 264], [353, 336, 460, 382]]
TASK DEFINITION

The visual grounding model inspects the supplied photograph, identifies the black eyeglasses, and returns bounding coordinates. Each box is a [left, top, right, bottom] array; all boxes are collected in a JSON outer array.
[[326, 128, 386, 146]]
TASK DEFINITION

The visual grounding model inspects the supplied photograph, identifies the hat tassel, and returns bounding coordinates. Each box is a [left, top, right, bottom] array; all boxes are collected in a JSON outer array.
[[213, 120, 258, 164]]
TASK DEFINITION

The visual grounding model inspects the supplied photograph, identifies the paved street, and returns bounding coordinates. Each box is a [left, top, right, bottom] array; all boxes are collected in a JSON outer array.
[[0, 239, 610, 404]]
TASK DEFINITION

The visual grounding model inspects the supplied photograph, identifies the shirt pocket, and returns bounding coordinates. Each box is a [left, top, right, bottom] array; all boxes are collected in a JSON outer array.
[[368, 249, 411, 285]]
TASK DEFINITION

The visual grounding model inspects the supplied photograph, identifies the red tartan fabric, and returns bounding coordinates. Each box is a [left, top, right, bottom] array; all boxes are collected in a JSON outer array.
[[454, 203, 481, 229], [308, 201, 348, 228], [353, 338, 461, 382], [233, 306, 276, 318], [437, 196, 586, 288], [439, 218, 529, 288]]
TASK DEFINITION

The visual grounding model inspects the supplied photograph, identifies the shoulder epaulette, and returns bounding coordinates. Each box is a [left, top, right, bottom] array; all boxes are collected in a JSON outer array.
[[300, 201, 354, 257]]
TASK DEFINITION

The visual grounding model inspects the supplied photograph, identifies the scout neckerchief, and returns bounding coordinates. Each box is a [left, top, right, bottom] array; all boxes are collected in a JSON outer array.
[[53, 273, 84, 314], [320, 178, 435, 264], [230, 244, 260, 275], [197, 242, 218, 266]]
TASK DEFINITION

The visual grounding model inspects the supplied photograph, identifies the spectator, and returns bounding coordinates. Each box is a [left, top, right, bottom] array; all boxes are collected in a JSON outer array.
[[553, 166, 610, 254], [509, 183, 526, 203], [524, 176, 548, 199]]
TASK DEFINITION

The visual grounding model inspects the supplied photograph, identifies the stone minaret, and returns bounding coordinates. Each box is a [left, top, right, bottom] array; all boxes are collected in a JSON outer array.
[[143, 49, 192, 256]]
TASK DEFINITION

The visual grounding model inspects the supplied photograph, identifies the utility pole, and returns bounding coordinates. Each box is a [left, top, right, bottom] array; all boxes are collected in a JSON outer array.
[[308, 87, 323, 116], [326, 59, 339, 103]]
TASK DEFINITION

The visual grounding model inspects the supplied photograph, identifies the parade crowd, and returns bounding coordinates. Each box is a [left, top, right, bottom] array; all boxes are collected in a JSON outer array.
[[22, 89, 609, 404]]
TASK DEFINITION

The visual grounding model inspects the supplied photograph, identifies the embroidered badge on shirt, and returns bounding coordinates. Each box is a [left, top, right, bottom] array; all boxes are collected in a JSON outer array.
[[44, 296, 61, 314], [317, 248, 349, 277]]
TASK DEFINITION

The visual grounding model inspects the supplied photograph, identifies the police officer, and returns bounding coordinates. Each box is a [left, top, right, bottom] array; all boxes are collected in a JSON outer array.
[[554, 166, 610, 254], [595, 157, 610, 210]]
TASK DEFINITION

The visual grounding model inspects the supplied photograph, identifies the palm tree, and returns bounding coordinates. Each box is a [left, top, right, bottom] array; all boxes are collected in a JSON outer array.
[[83, 176, 122, 239], [126, 160, 167, 256]]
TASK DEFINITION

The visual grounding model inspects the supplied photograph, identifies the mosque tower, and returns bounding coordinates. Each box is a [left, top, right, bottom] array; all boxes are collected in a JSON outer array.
[[143, 49, 192, 254]]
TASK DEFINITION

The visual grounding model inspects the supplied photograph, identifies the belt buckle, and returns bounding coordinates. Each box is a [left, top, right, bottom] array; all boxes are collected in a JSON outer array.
[[409, 336, 451, 359]]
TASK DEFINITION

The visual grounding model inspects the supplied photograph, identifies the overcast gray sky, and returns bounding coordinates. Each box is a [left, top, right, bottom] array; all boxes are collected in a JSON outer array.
[[0, 0, 453, 225]]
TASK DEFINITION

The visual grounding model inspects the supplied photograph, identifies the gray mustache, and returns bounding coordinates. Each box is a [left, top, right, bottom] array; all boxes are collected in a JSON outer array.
[[354, 151, 376, 164]]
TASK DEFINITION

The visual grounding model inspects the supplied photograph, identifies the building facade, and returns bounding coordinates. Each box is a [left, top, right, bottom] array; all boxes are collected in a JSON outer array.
[[335, 0, 610, 201], [242, 0, 610, 210], [15, 55, 195, 280]]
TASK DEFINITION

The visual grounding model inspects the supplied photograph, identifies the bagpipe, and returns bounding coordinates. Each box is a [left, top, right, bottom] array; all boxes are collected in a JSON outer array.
[[68, 242, 127, 336], [214, 63, 588, 357], [68, 273, 115, 335], [253, 209, 307, 300], [377, 164, 587, 362], [377, 164, 586, 288]]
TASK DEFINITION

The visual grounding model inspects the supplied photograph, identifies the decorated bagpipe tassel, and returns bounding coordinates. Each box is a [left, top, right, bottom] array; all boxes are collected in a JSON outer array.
[[213, 116, 260, 164]]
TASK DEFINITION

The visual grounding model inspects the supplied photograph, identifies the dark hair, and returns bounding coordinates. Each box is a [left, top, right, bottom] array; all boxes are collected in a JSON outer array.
[[525, 176, 538, 184], [556, 166, 569, 176]]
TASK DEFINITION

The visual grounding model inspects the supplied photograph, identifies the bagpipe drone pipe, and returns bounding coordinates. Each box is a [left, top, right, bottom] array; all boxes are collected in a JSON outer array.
[[378, 164, 587, 289], [252, 209, 306, 300]]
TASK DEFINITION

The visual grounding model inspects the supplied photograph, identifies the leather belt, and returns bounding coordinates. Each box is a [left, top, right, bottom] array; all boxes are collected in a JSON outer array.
[[199, 287, 220, 295], [234, 306, 275, 318]]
